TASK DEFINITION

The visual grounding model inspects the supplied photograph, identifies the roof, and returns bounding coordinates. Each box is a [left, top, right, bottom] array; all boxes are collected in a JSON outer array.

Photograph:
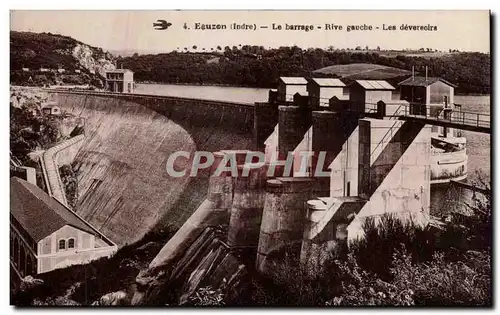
[[106, 69, 133, 74], [41, 102, 58, 108], [10, 177, 96, 242], [354, 80, 395, 90], [310, 78, 346, 87], [279, 77, 308, 85], [42, 104, 60, 109], [398, 76, 457, 87]]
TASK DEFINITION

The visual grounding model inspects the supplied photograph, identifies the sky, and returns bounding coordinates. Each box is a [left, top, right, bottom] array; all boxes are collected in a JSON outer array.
[[10, 10, 490, 54]]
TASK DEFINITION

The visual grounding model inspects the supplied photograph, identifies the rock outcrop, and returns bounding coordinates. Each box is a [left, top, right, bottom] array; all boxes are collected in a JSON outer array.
[[72, 44, 116, 78], [133, 227, 248, 306]]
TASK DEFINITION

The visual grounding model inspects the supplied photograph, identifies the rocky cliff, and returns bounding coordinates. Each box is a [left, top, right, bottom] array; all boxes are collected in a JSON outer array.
[[72, 44, 116, 78]]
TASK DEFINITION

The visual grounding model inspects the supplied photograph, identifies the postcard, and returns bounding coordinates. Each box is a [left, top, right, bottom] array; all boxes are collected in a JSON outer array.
[[9, 10, 491, 307]]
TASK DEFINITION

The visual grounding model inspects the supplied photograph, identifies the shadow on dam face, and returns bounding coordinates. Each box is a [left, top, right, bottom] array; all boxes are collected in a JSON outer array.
[[49, 92, 254, 246]]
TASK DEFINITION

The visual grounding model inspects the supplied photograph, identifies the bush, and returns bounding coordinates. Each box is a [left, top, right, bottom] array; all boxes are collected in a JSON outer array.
[[253, 210, 492, 307], [188, 286, 225, 306], [59, 164, 78, 208], [326, 253, 414, 306], [349, 214, 436, 281], [391, 249, 491, 306]]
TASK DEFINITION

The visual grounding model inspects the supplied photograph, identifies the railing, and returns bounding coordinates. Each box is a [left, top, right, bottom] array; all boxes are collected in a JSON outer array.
[[393, 104, 490, 131], [370, 119, 402, 158]]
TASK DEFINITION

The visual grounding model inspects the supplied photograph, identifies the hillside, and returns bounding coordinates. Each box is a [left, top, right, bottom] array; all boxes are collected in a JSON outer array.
[[119, 46, 490, 94], [313, 63, 412, 79], [10, 31, 116, 87]]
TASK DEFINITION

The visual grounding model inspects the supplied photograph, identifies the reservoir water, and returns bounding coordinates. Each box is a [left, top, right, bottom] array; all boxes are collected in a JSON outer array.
[[135, 83, 491, 216]]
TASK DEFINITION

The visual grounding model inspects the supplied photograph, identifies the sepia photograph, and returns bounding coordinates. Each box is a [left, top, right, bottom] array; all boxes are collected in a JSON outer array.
[[8, 9, 492, 307]]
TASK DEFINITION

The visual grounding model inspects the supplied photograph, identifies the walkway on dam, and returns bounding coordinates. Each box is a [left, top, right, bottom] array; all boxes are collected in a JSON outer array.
[[44, 88, 256, 106], [395, 109, 490, 134], [362, 102, 489, 134], [40, 135, 85, 207]]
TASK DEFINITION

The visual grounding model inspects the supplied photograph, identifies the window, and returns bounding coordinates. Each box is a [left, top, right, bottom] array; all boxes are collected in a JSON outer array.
[[68, 238, 75, 249], [58, 239, 66, 250]]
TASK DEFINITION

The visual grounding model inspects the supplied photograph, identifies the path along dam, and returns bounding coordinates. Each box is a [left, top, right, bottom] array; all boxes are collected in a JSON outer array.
[[48, 91, 254, 245]]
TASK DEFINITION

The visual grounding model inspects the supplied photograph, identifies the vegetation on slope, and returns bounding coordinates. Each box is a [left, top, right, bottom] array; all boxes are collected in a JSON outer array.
[[59, 164, 79, 209], [10, 31, 114, 87], [119, 46, 490, 94], [10, 105, 59, 165]]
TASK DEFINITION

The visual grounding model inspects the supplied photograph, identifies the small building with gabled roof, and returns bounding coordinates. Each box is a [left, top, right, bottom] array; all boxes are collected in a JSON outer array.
[[307, 78, 347, 108], [41, 102, 61, 116], [398, 76, 456, 105], [349, 80, 395, 112], [277, 77, 308, 102], [10, 177, 117, 277]]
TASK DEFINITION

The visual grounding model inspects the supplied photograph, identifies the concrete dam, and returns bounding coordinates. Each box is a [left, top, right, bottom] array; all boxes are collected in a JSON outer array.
[[48, 91, 255, 245]]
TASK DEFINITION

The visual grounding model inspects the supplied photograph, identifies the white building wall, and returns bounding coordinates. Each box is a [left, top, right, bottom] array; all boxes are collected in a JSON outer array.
[[365, 90, 393, 105], [319, 87, 344, 106], [285, 85, 308, 102], [37, 225, 116, 274]]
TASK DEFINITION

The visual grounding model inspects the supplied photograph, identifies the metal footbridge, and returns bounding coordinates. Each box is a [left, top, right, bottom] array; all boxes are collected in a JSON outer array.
[[364, 102, 491, 134]]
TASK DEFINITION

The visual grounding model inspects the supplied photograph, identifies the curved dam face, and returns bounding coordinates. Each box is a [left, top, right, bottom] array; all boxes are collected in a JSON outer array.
[[49, 92, 254, 245]]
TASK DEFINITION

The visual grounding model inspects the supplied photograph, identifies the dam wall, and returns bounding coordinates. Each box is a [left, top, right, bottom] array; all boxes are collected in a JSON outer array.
[[48, 91, 254, 245]]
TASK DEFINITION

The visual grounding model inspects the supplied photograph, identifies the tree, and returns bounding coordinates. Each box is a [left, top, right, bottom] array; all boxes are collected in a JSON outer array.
[[192, 45, 197, 50]]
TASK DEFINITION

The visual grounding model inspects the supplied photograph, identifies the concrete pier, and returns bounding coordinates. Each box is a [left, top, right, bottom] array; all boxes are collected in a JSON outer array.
[[278, 105, 311, 161], [254, 102, 279, 151], [256, 177, 328, 276], [300, 196, 366, 275], [227, 164, 268, 248], [311, 111, 358, 184]]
